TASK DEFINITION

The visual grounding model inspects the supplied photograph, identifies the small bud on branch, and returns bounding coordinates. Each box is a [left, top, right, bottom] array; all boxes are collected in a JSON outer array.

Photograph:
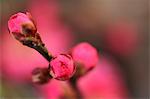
[[71, 42, 99, 72], [32, 67, 52, 84], [50, 54, 76, 80], [8, 12, 52, 61]]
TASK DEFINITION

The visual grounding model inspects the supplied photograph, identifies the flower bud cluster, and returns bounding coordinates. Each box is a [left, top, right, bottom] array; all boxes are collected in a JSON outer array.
[[8, 12, 99, 82]]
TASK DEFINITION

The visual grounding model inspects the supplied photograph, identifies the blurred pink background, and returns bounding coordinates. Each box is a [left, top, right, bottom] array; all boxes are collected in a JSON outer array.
[[0, 0, 148, 98]]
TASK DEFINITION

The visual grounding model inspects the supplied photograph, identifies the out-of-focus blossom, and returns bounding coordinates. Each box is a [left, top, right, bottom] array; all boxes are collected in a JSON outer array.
[[35, 77, 76, 99], [50, 54, 75, 80], [78, 55, 129, 99], [71, 42, 99, 71], [104, 21, 139, 56], [35, 80, 64, 99]]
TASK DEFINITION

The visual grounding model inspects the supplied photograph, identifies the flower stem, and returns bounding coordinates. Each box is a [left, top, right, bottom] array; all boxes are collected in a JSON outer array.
[[32, 44, 52, 61], [69, 77, 82, 99], [21, 38, 52, 62]]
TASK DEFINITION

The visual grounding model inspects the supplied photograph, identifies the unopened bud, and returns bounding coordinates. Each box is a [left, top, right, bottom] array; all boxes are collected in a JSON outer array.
[[71, 42, 99, 71], [50, 54, 76, 80], [8, 12, 37, 40], [32, 67, 51, 84]]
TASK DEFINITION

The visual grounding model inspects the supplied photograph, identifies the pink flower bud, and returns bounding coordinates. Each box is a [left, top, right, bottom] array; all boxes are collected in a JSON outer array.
[[8, 12, 37, 36], [50, 54, 75, 80], [71, 42, 99, 70]]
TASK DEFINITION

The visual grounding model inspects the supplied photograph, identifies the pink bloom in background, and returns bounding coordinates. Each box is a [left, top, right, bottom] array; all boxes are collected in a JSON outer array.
[[71, 42, 99, 70], [105, 21, 139, 56], [35, 80, 64, 99], [50, 54, 75, 80], [78, 55, 129, 99], [8, 12, 35, 33]]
